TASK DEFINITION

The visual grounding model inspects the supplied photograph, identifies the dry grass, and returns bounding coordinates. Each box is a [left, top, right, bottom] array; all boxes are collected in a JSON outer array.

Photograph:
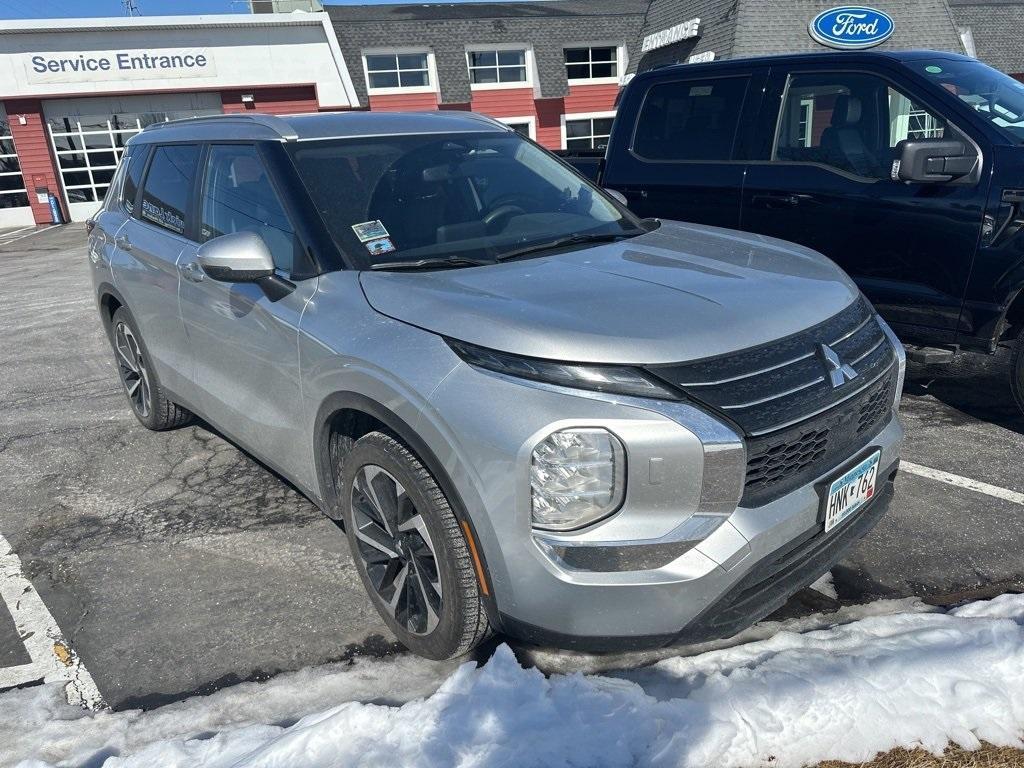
[[816, 744, 1024, 767]]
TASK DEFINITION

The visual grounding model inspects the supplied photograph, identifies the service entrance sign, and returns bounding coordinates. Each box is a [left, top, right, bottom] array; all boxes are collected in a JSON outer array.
[[25, 49, 216, 84]]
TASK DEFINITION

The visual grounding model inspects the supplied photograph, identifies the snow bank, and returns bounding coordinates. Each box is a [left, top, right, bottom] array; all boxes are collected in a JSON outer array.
[[6, 594, 1024, 768]]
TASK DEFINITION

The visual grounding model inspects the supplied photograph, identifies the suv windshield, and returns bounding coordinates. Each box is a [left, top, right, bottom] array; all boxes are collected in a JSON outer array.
[[286, 131, 641, 269], [912, 58, 1024, 143]]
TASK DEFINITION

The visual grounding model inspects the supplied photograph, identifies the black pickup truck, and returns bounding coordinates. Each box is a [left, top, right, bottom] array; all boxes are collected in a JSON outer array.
[[560, 50, 1024, 412]]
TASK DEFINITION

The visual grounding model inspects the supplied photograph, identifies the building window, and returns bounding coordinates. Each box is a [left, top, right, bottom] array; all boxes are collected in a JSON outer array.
[[468, 48, 527, 86], [0, 109, 28, 210], [564, 114, 615, 150], [364, 52, 431, 91], [497, 116, 536, 140], [565, 46, 619, 82], [47, 111, 215, 204]]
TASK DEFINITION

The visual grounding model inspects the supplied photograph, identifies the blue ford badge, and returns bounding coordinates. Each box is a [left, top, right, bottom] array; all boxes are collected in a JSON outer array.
[[809, 6, 895, 50]]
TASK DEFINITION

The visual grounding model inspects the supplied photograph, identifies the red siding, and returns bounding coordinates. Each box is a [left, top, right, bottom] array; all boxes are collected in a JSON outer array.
[[535, 98, 565, 150], [3, 98, 64, 225], [368, 92, 439, 112], [439, 102, 472, 111], [469, 87, 536, 117], [563, 83, 620, 114], [220, 86, 319, 115]]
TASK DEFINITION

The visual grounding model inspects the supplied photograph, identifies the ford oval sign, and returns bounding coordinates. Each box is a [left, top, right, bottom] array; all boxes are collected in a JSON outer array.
[[809, 6, 894, 50]]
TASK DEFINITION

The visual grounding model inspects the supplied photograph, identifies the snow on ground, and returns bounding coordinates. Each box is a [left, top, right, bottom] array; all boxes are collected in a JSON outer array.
[[5, 594, 1024, 768]]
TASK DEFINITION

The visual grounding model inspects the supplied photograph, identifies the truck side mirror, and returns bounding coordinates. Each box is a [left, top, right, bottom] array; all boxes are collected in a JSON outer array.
[[893, 139, 977, 184]]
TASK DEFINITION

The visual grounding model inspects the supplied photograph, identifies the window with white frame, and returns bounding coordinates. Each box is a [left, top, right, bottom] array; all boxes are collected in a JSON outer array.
[[468, 48, 528, 86], [564, 46, 619, 82], [364, 52, 431, 91], [47, 110, 216, 204], [564, 115, 614, 150], [0, 107, 28, 210], [497, 116, 535, 140]]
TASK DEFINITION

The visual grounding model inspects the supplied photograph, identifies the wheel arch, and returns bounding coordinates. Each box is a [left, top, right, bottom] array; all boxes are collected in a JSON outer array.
[[96, 281, 129, 341], [312, 390, 501, 627]]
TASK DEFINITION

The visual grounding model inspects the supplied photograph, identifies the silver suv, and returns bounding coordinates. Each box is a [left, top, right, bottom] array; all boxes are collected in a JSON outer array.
[[88, 112, 904, 659]]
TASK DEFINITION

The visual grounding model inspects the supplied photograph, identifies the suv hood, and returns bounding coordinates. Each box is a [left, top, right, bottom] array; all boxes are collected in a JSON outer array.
[[359, 220, 859, 365]]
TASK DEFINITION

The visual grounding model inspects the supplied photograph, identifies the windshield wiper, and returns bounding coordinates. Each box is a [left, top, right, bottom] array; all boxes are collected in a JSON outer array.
[[495, 231, 642, 262], [369, 256, 491, 271]]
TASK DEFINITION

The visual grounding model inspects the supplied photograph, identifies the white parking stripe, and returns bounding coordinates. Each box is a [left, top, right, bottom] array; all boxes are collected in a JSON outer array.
[[901, 461, 1024, 506], [0, 533, 105, 710], [0, 225, 55, 247]]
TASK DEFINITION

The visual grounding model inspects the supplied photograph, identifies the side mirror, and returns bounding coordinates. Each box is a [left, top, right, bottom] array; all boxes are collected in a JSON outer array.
[[195, 231, 295, 302], [893, 139, 977, 184], [196, 231, 275, 283], [604, 188, 628, 205]]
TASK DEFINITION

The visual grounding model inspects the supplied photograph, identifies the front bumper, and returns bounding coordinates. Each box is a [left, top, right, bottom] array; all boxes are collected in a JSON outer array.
[[424, 361, 903, 648]]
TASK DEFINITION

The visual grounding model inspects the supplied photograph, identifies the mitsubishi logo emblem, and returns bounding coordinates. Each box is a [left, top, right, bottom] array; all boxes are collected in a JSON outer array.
[[817, 343, 858, 388]]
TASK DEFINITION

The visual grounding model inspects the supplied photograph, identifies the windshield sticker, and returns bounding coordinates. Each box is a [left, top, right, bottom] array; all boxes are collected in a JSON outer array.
[[351, 220, 390, 243], [365, 237, 396, 256]]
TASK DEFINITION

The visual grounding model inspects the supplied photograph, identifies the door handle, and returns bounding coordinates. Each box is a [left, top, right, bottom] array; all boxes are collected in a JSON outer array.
[[114, 235, 133, 252], [751, 193, 801, 209], [179, 261, 205, 283]]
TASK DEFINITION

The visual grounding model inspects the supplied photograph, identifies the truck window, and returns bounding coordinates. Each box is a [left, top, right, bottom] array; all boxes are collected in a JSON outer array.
[[774, 73, 946, 180], [631, 77, 749, 161]]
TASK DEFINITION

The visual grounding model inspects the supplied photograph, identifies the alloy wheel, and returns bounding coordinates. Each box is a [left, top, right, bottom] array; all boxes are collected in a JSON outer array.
[[350, 464, 443, 635], [114, 321, 151, 418]]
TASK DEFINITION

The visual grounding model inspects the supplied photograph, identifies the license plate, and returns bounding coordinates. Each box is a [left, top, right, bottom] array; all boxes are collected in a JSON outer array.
[[824, 451, 881, 533]]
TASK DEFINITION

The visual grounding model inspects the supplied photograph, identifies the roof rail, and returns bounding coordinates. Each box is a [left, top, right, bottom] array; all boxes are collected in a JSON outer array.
[[142, 113, 299, 141]]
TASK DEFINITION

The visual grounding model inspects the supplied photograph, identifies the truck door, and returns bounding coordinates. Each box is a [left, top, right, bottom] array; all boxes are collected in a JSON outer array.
[[741, 66, 989, 345], [604, 68, 766, 230]]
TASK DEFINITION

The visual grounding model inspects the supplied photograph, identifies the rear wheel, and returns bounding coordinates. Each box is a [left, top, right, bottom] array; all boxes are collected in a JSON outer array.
[[109, 307, 193, 431], [339, 431, 490, 659]]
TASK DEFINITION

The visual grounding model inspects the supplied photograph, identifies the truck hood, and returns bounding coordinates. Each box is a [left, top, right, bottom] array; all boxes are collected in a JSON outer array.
[[358, 220, 860, 365]]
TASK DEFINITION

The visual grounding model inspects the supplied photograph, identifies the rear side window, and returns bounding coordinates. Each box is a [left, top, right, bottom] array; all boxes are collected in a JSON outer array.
[[632, 77, 749, 161], [140, 144, 200, 236], [120, 145, 148, 214]]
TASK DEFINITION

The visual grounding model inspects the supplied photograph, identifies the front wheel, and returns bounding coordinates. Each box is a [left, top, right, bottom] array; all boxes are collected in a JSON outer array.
[[339, 431, 490, 659]]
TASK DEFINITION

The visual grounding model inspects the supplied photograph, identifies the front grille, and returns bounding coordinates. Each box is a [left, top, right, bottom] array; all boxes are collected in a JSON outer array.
[[648, 297, 893, 436], [645, 297, 896, 507], [741, 371, 895, 507]]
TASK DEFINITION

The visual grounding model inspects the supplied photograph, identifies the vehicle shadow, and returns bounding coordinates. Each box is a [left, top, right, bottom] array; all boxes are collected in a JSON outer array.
[[903, 349, 1024, 436]]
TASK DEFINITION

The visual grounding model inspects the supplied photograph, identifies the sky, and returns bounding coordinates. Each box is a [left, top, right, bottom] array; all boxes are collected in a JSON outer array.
[[0, 0, 493, 20]]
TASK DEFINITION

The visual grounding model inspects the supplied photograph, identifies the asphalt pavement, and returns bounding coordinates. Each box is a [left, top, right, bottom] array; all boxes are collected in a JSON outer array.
[[1, 224, 1022, 710]]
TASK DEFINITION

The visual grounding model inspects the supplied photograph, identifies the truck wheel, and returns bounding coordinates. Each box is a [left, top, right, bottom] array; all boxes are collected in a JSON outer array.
[[339, 431, 490, 659], [1011, 334, 1024, 415], [109, 307, 193, 431]]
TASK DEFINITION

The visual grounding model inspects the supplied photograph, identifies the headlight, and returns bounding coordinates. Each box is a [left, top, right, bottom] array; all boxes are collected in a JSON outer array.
[[447, 339, 680, 400], [530, 428, 626, 530]]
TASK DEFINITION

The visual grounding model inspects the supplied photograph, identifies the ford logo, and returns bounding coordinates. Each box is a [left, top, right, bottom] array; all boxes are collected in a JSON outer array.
[[809, 6, 895, 50]]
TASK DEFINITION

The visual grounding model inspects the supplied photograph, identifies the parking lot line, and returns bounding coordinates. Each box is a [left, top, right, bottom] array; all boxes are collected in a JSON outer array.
[[0, 533, 105, 710], [0, 225, 56, 248], [901, 461, 1024, 506]]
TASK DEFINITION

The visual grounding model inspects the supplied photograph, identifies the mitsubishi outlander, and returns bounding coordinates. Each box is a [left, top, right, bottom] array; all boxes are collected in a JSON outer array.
[[88, 111, 904, 659]]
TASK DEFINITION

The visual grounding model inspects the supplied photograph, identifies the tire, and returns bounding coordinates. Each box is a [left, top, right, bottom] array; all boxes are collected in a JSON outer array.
[[109, 307, 193, 431], [1011, 334, 1024, 415], [339, 431, 490, 659]]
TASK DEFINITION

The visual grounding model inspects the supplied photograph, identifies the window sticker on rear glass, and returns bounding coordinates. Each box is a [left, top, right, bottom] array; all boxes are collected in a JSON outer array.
[[351, 220, 390, 243], [365, 237, 396, 256]]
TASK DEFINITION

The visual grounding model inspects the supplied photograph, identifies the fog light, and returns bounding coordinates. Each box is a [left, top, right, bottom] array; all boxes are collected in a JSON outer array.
[[531, 428, 625, 531]]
